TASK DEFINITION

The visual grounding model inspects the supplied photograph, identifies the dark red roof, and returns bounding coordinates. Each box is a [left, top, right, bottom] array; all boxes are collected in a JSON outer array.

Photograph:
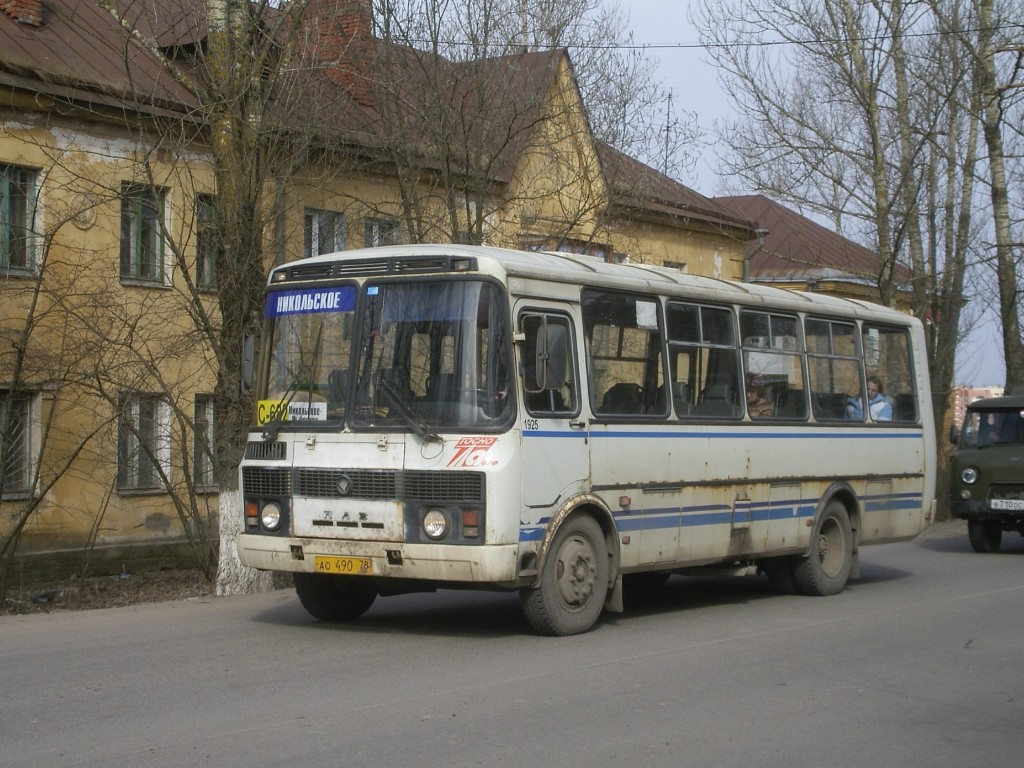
[[598, 144, 758, 234], [1, 0, 754, 236], [0, 0, 199, 114], [714, 194, 910, 286]]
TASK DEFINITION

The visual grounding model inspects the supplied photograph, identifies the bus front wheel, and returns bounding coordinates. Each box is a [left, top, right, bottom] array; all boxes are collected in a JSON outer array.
[[521, 515, 609, 636], [293, 572, 378, 621], [793, 501, 853, 596]]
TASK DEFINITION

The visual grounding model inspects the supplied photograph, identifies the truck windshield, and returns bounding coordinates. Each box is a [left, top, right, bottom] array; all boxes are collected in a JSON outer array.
[[351, 280, 513, 430], [962, 408, 1024, 447]]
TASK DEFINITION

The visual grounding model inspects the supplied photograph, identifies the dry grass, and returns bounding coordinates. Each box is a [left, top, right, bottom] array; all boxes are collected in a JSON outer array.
[[1, 568, 213, 616]]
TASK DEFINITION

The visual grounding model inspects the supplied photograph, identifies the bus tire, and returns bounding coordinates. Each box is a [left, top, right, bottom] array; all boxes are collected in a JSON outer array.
[[967, 521, 1002, 553], [520, 514, 609, 636], [793, 501, 853, 596], [293, 573, 378, 621]]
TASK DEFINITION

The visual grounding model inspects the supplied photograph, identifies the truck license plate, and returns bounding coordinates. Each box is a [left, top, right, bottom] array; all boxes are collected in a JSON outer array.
[[990, 498, 1024, 511]]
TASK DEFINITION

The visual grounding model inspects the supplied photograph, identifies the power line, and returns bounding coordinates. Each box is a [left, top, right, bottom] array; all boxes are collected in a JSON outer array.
[[402, 21, 1024, 54]]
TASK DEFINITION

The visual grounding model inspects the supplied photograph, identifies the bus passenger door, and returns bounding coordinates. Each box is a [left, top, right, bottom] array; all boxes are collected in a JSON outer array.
[[517, 306, 589, 510]]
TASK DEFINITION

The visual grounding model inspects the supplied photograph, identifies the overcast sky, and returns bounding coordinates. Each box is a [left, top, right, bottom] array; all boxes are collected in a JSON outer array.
[[623, 0, 1005, 387]]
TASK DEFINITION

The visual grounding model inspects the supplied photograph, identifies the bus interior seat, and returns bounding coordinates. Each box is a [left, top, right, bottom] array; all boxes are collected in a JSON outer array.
[[426, 372, 457, 401], [526, 388, 566, 412], [774, 389, 807, 419], [672, 381, 693, 415], [894, 393, 916, 421], [813, 392, 848, 420], [599, 382, 644, 414], [377, 366, 414, 402], [696, 383, 737, 416]]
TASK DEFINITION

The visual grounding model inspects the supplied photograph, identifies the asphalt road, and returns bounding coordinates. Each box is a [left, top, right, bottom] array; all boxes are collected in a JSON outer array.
[[2, 521, 1022, 768]]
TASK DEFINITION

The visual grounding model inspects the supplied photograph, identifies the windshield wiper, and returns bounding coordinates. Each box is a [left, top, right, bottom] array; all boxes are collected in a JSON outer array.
[[262, 377, 300, 441], [377, 377, 442, 444]]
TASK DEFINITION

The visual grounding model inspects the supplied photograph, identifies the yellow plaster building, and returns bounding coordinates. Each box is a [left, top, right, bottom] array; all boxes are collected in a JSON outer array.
[[1, 0, 758, 570]]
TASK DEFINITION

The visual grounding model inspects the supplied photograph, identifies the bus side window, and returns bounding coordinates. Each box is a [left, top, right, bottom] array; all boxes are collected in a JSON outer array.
[[582, 291, 666, 418], [806, 317, 861, 422], [666, 302, 741, 419], [864, 324, 917, 423]]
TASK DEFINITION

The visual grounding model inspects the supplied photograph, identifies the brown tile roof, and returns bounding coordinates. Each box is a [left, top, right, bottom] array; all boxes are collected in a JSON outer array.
[[1, 0, 754, 236], [0, 0, 199, 115], [713, 193, 910, 286], [597, 143, 758, 235]]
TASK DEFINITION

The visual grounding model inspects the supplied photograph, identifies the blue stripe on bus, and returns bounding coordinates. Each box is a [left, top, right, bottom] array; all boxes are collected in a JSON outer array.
[[518, 491, 923, 541], [523, 429, 922, 440]]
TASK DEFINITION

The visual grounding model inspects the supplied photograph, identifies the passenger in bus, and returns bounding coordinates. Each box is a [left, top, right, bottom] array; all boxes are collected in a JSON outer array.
[[745, 373, 774, 418], [846, 375, 893, 421]]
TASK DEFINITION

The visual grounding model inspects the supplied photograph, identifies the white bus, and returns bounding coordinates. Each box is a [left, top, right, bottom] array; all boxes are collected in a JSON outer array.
[[237, 244, 936, 635]]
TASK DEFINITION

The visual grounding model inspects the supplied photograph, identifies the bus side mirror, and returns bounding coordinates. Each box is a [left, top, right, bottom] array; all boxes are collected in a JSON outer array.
[[949, 424, 960, 445], [241, 333, 256, 391], [536, 323, 568, 389]]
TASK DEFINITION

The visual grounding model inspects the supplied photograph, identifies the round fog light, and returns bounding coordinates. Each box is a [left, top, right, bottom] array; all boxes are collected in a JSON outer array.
[[423, 508, 450, 540], [261, 501, 282, 531]]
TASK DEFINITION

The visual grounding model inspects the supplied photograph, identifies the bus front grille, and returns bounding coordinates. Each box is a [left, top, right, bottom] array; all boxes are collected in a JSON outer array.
[[294, 468, 484, 503], [242, 466, 291, 495]]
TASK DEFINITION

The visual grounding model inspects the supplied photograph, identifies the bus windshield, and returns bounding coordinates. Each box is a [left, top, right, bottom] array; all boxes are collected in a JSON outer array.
[[352, 280, 512, 430], [258, 279, 512, 432], [261, 285, 358, 427]]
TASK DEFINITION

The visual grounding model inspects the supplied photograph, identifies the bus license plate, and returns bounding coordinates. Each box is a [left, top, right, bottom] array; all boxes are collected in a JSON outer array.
[[313, 556, 372, 575], [990, 498, 1024, 511]]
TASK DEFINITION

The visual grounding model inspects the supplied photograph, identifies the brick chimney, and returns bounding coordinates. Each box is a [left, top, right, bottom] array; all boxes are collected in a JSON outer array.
[[308, 0, 375, 107], [2, 0, 43, 26]]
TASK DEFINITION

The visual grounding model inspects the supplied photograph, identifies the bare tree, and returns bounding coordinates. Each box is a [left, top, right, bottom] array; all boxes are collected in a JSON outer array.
[[972, 0, 1024, 386], [692, 0, 996, 436]]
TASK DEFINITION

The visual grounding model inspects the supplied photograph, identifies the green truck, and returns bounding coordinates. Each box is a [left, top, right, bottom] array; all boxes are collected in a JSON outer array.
[[949, 395, 1024, 552]]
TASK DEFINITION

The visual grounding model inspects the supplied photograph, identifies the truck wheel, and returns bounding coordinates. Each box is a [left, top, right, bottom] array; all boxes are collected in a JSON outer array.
[[967, 521, 1002, 553], [520, 515, 609, 636], [793, 501, 853, 596], [293, 573, 378, 620]]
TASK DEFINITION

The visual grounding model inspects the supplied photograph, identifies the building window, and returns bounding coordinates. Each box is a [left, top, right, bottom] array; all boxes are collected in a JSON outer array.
[[196, 194, 218, 290], [117, 393, 171, 492], [1, 163, 36, 272], [304, 209, 346, 257], [193, 395, 217, 490], [120, 184, 166, 283], [364, 217, 400, 247], [1, 391, 34, 497]]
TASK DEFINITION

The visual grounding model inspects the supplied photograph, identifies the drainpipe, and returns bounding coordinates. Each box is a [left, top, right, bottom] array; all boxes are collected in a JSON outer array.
[[743, 228, 769, 283]]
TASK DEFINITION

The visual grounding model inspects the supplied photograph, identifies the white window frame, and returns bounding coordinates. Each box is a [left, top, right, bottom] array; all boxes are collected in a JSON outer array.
[[1, 391, 40, 499], [364, 216, 400, 248], [193, 394, 217, 491], [304, 209, 346, 257], [117, 393, 172, 493], [1, 163, 38, 274], [120, 183, 170, 285]]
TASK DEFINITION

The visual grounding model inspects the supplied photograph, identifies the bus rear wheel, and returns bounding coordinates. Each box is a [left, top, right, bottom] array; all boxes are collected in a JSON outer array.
[[521, 515, 609, 636], [293, 572, 378, 621], [793, 501, 853, 596], [967, 521, 1002, 553]]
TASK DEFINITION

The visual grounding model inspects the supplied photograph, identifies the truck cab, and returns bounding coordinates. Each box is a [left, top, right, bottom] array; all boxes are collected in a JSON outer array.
[[949, 395, 1024, 552]]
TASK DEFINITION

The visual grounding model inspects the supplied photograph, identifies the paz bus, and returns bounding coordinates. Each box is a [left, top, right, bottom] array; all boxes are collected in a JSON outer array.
[[236, 244, 936, 635]]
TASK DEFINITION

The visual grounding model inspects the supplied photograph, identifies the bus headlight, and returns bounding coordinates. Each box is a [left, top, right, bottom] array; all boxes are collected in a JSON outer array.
[[261, 501, 283, 531], [961, 467, 978, 484], [423, 508, 450, 540]]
